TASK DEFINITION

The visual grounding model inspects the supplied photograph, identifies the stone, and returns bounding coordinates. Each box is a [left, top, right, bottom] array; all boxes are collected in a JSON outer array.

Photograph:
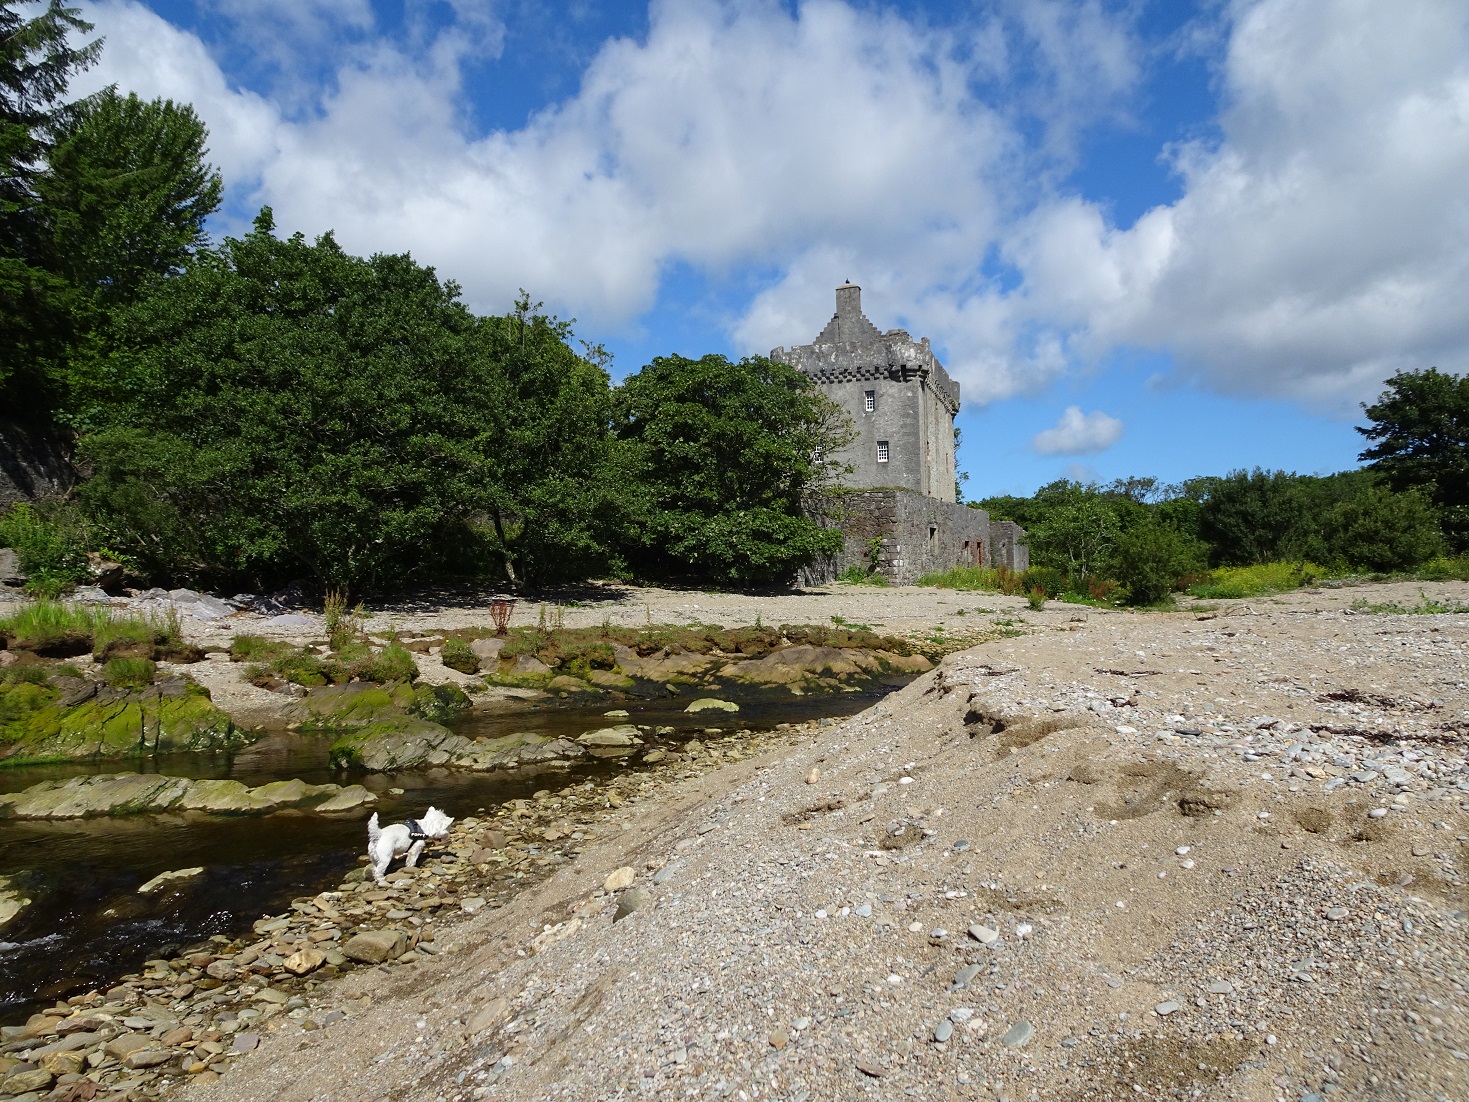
[[1001, 1020, 1034, 1048], [137, 867, 205, 893], [283, 949, 327, 975], [933, 1019, 953, 1043], [854, 1058, 886, 1078], [205, 959, 237, 981], [122, 1049, 173, 1069], [40, 1050, 86, 1076], [469, 638, 506, 664], [685, 698, 739, 713], [604, 867, 636, 892], [614, 888, 648, 922], [1326, 906, 1350, 921], [1, 1068, 53, 1093], [1208, 981, 1235, 994], [466, 998, 509, 1036], [768, 1029, 788, 1050], [968, 923, 999, 945], [342, 928, 407, 964], [232, 1032, 260, 1053], [805, 767, 820, 785], [952, 964, 983, 990], [461, 897, 486, 914], [577, 725, 642, 747], [1155, 1001, 1180, 1016], [105, 1032, 158, 1060]]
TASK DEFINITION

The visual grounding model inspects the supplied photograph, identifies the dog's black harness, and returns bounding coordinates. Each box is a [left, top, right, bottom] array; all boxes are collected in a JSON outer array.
[[404, 819, 432, 843]]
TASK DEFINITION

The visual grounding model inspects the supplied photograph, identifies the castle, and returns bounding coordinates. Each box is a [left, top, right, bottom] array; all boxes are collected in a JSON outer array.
[[772, 282, 1027, 584]]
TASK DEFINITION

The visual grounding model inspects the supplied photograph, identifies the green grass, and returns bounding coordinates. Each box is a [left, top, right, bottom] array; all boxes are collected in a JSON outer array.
[[102, 657, 159, 689], [440, 636, 478, 673], [836, 565, 889, 586], [1411, 554, 1469, 582], [1350, 589, 1469, 615], [916, 564, 1028, 594], [0, 601, 111, 648], [1186, 562, 1329, 600]]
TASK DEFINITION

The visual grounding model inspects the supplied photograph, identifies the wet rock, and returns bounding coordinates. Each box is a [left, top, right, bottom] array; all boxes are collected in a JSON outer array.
[[342, 928, 407, 964], [0, 773, 378, 820], [577, 725, 642, 747], [0, 875, 31, 932], [138, 867, 205, 894], [685, 698, 739, 713]]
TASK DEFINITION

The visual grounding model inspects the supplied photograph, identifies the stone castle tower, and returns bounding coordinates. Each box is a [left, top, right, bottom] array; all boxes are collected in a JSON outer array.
[[771, 282, 959, 502], [771, 282, 1026, 585]]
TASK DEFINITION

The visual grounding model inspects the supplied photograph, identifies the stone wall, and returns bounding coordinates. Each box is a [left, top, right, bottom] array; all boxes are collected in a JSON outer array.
[[0, 420, 73, 508], [800, 490, 1027, 586]]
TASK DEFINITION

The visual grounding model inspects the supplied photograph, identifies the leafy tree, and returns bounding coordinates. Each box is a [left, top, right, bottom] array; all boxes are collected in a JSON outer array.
[[611, 353, 850, 585], [75, 211, 560, 592], [0, 0, 100, 409], [1024, 481, 1120, 586], [1318, 486, 1444, 572], [1197, 469, 1313, 566], [1357, 368, 1469, 550], [37, 88, 222, 308], [474, 296, 620, 584]]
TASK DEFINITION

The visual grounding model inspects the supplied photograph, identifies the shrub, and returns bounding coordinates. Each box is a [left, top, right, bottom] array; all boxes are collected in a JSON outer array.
[[356, 639, 419, 683], [1416, 554, 1469, 581], [1025, 587, 1046, 610], [0, 502, 92, 597], [1187, 561, 1325, 599], [1115, 521, 1206, 605], [440, 636, 478, 674], [102, 657, 158, 689], [1319, 487, 1444, 573], [229, 634, 294, 662], [1020, 566, 1066, 597]]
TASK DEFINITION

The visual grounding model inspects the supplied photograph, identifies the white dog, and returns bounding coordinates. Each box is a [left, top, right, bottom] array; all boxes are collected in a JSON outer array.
[[367, 807, 454, 884]]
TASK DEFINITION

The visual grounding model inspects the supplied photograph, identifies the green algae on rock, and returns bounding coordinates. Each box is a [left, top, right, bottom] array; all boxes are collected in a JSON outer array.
[[0, 673, 243, 765]]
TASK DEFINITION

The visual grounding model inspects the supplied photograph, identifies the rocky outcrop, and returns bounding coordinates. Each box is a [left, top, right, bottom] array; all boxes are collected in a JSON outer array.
[[0, 873, 30, 932], [0, 418, 72, 508], [0, 773, 377, 820], [0, 675, 244, 765]]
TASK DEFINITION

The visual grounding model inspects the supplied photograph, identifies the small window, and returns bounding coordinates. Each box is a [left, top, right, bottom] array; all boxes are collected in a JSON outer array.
[[864, 389, 875, 412], [876, 440, 889, 463], [928, 525, 938, 548]]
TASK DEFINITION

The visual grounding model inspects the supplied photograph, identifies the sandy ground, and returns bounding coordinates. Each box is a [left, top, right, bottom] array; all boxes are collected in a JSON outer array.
[[173, 579, 1469, 1102]]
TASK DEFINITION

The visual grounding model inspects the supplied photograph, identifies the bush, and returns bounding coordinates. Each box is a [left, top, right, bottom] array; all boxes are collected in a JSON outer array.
[[1416, 554, 1469, 581], [1020, 566, 1066, 597], [1115, 522, 1205, 605], [440, 636, 478, 674], [1319, 487, 1444, 572], [1187, 561, 1325, 599], [916, 564, 1027, 595], [0, 502, 91, 596], [1025, 587, 1046, 610], [102, 656, 158, 689], [356, 640, 419, 684]]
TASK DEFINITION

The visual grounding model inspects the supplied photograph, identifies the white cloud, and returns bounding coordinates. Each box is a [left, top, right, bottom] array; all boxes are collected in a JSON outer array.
[[1007, 0, 1469, 413], [1031, 405, 1123, 455], [70, 0, 1469, 415]]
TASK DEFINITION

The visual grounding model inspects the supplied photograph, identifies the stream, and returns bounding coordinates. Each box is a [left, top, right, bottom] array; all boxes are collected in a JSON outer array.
[[0, 686, 892, 1025]]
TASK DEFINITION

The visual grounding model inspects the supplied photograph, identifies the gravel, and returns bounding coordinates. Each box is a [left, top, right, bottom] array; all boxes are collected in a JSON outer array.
[[94, 579, 1469, 1102]]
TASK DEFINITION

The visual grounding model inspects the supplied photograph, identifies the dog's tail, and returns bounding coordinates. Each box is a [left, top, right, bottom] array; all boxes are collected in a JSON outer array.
[[367, 811, 381, 846]]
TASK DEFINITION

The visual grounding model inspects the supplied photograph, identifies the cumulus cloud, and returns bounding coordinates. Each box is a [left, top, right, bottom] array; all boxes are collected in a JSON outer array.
[[1031, 406, 1124, 455], [68, 0, 1469, 414]]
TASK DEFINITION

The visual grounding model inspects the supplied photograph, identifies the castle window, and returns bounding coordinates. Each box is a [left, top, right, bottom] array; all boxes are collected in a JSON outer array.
[[864, 389, 875, 412], [876, 440, 889, 463]]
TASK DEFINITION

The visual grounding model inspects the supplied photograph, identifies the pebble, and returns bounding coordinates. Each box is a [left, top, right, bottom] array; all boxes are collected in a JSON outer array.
[[1208, 980, 1235, 994], [854, 903, 872, 917], [1326, 906, 1350, 921], [603, 867, 635, 892], [1369, 807, 1389, 819], [968, 924, 999, 945], [952, 964, 983, 989], [932, 1019, 953, 1043], [768, 1029, 788, 1050], [1001, 1020, 1033, 1047], [1154, 1001, 1180, 1016]]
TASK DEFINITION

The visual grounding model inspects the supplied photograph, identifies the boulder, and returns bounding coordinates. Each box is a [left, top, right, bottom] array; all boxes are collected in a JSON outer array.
[[576, 725, 642, 747], [105, 1032, 158, 1059], [469, 637, 506, 663], [312, 784, 377, 812], [0, 774, 378, 820], [342, 928, 407, 963], [511, 655, 552, 677], [0, 875, 30, 932], [1, 1067, 53, 1093], [720, 644, 868, 687], [283, 948, 327, 975]]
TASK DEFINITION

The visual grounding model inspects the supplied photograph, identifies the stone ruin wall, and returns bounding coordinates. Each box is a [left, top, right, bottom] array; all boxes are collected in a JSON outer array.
[[800, 489, 1028, 587]]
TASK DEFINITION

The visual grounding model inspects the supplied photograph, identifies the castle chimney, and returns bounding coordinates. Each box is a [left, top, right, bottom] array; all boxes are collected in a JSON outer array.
[[835, 281, 861, 321]]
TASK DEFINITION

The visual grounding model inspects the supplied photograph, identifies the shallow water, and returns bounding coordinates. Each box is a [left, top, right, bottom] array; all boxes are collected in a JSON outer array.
[[0, 686, 890, 1024]]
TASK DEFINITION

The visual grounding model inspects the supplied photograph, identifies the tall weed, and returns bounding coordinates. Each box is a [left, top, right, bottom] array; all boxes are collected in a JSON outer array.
[[1186, 561, 1326, 599]]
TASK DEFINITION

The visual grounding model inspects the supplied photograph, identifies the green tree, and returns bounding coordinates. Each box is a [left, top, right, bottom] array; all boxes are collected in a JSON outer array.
[[1197, 469, 1313, 565], [37, 88, 222, 307], [1357, 368, 1469, 551], [1318, 486, 1444, 572], [0, 0, 100, 409], [612, 353, 850, 585], [1024, 481, 1121, 586], [76, 210, 567, 592]]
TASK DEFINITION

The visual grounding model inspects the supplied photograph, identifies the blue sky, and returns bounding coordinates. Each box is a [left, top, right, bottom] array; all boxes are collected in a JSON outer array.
[[72, 0, 1469, 499]]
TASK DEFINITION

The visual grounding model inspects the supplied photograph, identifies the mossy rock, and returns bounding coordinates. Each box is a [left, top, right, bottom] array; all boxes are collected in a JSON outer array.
[[408, 682, 471, 725], [0, 678, 242, 764], [328, 714, 471, 771]]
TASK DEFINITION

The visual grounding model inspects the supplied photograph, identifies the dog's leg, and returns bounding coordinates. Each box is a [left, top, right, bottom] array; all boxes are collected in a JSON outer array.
[[405, 840, 426, 869], [370, 843, 391, 885]]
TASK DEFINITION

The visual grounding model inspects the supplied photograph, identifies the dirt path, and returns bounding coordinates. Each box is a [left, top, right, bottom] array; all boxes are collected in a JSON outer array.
[[173, 579, 1468, 1102]]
